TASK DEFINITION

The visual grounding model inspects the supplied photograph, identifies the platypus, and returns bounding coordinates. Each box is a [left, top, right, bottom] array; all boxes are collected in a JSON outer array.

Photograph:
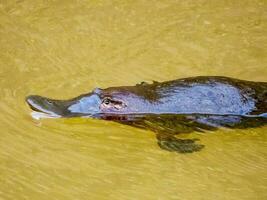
[[26, 76, 267, 153]]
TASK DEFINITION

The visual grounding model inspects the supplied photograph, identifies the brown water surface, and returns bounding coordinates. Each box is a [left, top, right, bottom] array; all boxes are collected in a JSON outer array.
[[0, 0, 267, 199]]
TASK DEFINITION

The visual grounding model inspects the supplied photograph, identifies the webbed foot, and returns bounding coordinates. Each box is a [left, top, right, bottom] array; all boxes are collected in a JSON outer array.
[[156, 133, 204, 153]]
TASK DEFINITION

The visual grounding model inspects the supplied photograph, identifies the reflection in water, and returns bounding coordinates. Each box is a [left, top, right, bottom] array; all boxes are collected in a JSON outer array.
[[101, 113, 267, 153], [0, 0, 267, 200]]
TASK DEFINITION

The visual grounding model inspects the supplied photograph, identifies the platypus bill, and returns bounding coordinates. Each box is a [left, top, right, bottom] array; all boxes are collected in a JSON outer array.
[[26, 76, 267, 153]]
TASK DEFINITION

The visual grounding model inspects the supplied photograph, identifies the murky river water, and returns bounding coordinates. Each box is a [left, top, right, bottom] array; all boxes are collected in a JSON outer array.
[[0, 1, 267, 199]]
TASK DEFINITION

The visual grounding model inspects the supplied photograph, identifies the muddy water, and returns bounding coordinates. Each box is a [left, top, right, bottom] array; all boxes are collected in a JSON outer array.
[[0, 1, 267, 199]]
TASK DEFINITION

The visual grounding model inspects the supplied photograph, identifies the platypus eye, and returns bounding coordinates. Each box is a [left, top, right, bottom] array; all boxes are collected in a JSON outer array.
[[102, 98, 111, 105], [101, 97, 126, 110]]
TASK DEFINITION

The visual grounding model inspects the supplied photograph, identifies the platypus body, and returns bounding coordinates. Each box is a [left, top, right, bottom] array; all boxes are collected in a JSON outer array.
[[26, 76, 267, 153]]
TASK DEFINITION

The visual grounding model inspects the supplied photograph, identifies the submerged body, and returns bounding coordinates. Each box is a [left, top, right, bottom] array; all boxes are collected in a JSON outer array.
[[26, 76, 267, 153]]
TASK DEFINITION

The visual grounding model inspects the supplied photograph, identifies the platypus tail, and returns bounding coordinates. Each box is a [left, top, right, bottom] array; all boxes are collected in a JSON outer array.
[[253, 82, 267, 116]]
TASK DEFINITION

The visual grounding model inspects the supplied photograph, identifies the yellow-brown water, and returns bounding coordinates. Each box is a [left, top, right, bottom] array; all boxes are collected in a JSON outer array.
[[0, 1, 267, 199]]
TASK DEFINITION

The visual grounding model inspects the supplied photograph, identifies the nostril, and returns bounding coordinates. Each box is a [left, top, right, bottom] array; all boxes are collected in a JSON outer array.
[[46, 99, 53, 105]]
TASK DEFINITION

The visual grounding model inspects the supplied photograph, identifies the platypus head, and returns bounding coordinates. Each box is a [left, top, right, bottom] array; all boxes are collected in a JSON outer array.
[[26, 85, 158, 119]]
